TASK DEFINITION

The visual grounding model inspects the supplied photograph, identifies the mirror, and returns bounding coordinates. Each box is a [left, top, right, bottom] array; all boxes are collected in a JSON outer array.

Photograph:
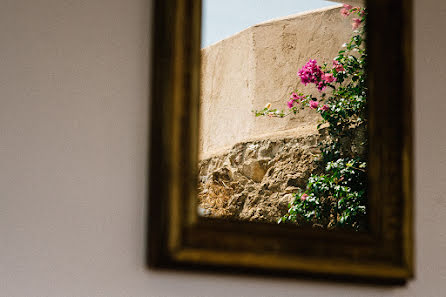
[[147, 0, 413, 281]]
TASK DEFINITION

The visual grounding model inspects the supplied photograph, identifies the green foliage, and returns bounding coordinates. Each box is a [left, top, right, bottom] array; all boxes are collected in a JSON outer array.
[[257, 6, 368, 231]]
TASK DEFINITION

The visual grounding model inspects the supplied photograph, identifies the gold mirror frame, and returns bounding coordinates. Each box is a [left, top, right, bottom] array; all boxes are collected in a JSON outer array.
[[147, 0, 413, 282]]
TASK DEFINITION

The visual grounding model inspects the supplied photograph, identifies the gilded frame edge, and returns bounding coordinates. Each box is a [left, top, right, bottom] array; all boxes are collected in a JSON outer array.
[[147, 0, 414, 282]]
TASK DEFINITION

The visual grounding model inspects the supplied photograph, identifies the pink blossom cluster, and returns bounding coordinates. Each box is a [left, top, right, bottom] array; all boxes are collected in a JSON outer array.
[[333, 60, 345, 72], [298, 59, 323, 86], [309, 100, 319, 109], [298, 59, 335, 91], [340, 4, 364, 30], [352, 18, 362, 30], [320, 104, 329, 111], [287, 92, 305, 108], [309, 101, 330, 111], [323, 73, 335, 83], [340, 4, 353, 16]]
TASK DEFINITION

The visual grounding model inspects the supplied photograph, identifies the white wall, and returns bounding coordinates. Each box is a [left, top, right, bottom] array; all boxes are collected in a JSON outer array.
[[0, 0, 445, 296]]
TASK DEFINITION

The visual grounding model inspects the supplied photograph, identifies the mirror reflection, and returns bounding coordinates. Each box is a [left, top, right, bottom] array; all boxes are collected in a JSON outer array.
[[198, 0, 367, 231]]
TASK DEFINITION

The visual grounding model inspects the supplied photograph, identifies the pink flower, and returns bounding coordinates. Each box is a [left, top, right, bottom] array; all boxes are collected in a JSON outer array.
[[317, 82, 326, 91], [352, 18, 362, 30], [323, 73, 336, 83], [333, 60, 345, 72], [320, 104, 329, 111], [343, 4, 353, 10], [298, 59, 324, 86], [297, 59, 330, 91], [340, 8, 350, 17], [288, 93, 304, 108], [309, 100, 319, 109], [301, 193, 308, 201]]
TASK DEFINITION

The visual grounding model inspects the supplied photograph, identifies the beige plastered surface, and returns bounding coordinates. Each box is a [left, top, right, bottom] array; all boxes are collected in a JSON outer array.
[[200, 5, 358, 158]]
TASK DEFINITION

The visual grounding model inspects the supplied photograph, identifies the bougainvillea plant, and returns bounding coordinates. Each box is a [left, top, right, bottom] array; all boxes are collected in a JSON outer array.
[[255, 5, 368, 231]]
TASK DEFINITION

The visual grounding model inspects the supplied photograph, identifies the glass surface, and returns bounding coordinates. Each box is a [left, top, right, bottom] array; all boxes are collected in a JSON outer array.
[[198, 0, 368, 231]]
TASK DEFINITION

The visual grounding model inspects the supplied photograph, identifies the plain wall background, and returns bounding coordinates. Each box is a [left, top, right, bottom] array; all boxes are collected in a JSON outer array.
[[1, 0, 445, 296]]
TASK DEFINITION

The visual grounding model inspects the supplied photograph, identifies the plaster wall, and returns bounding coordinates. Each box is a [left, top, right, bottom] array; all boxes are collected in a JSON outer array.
[[331, 0, 364, 7], [1, 0, 446, 296], [200, 5, 354, 157]]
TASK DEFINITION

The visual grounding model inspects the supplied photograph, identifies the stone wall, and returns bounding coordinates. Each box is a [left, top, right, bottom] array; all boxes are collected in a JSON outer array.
[[197, 125, 366, 223], [198, 132, 323, 223]]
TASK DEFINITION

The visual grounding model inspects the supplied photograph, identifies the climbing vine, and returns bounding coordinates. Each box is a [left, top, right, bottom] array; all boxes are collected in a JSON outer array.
[[255, 5, 368, 231]]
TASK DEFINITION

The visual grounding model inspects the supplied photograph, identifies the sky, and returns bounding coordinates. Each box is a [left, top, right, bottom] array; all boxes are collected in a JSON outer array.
[[202, 0, 336, 48]]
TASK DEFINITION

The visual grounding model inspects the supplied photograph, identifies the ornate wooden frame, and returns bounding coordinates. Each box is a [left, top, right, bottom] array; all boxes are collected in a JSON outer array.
[[147, 0, 413, 282]]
